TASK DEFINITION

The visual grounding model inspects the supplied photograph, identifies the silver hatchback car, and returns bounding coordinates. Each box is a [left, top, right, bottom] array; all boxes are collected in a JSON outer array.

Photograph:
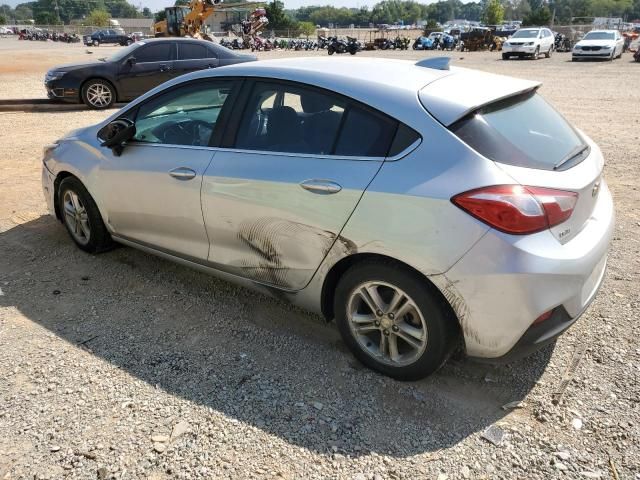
[[42, 57, 614, 380]]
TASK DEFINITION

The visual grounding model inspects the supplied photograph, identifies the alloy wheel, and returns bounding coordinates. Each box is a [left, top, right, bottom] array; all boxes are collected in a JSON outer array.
[[86, 83, 112, 108], [347, 281, 428, 367], [63, 190, 90, 245]]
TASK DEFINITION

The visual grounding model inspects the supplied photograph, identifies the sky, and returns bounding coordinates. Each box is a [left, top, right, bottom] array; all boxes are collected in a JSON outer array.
[[1, 0, 437, 11]]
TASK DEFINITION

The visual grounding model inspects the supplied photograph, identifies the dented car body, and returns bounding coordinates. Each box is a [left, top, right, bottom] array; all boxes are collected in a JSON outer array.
[[42, 58, 613, 378]]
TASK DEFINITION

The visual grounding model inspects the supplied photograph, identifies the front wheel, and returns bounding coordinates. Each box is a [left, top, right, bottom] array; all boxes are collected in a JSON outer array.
[[532, 46, 539, 60], [327, 46, 335, 55], [81, 79, 115, 109], [334, 261, 457, 380], [502, 53, 509, 60], [58, 177, 113, 254], [92, 39, 99, 47], [545, 46, 552, 58]]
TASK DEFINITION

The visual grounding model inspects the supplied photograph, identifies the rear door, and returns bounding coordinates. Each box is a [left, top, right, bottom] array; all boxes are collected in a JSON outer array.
[[173, 41, 219, 78], [201, 80, 397, 290], [117, 41, 175, 99]]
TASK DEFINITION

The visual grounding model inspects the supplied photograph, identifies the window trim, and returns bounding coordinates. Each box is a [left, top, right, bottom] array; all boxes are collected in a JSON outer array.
[[222, 77, 421, 161], [177, 41, 215, 61]]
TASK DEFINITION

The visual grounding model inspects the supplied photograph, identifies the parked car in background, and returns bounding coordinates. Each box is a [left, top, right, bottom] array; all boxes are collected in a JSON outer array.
[[131, 31, 147, 42], [502, 27, 555, 59], [572, 30, 624, 61], [83, 29, 133, 47], [0, 27, 14, 35], [41, 57, 613, 380], [45, 38, 256, 109]]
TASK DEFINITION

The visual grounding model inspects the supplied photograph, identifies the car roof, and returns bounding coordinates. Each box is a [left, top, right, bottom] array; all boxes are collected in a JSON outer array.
[[586, 29, 617, 33], [114, 57, 540, 128]]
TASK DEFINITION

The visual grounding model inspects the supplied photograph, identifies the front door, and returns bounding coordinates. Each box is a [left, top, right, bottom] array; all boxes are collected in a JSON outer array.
[[201, 80, 398, 290], [98, 78, 239, 260], [118, 41, 175, 99]]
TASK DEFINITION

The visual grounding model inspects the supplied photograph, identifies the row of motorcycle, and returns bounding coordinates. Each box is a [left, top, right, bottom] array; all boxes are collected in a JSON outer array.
[[17, 29, 81, 43]]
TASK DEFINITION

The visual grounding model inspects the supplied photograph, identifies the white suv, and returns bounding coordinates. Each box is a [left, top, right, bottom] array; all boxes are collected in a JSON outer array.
[[502, 27, 555, 60]]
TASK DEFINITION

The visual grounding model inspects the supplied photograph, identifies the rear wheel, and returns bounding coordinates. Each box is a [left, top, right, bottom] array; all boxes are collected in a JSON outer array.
[[58, 177, 113, 254], [502, 53, 509, 60], [334, 260, 457, 380], [92, 39, 99, 47], [545, 45, 552, 58], [81, 79, 115, 109], [327, 46, 335, 55]]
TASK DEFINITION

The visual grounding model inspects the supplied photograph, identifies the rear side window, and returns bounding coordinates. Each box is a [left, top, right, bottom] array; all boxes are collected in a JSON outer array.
[[334, 106, 396, 157], [233, 81, 404, 158], [388, 124, 421, 157], [179, 43, 209, 60], [450, 92, 587, 171], [136, 43, 172, 63]]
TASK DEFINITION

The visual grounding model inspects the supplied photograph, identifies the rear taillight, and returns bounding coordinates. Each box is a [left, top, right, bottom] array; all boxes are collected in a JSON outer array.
[[452, 185, 578, 235]]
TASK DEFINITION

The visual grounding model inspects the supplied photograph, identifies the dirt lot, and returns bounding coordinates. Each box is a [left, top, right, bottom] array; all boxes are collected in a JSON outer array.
[[0, 37, 638, 480]]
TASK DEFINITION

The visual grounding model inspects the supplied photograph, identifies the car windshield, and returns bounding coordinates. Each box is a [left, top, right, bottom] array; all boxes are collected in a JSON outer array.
[[105, 41, 145, 62], [512, 29, 539, 38], [451, 92, 587, 171], [583, 32, 615, 40]]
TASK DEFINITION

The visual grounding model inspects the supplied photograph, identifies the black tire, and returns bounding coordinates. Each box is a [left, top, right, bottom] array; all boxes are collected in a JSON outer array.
[[545, 46, 552, 58], [532, 46, 539, 60], [92, 39, 99, 47], [334, 260, 458, 381], [327, 46, 335, 55], [349, 49, 356, 55], [81, 79, 116, 110], [502, 53, 509, 60], [58, 176, 113, 254]]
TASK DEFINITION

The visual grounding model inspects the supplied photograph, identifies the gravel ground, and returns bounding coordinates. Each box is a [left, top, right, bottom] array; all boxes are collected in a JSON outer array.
[[0, 37, 638, 480]]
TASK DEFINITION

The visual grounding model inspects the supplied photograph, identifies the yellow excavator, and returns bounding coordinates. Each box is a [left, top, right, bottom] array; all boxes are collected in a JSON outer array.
[[154, 0, 267, 42], [154, 0, 221, 40]]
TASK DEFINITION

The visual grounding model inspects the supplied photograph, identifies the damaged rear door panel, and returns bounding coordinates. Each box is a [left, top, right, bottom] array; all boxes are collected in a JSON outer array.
[[201, 153, 382, 290]]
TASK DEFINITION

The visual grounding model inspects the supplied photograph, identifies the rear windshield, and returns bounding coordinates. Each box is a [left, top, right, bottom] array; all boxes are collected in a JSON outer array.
[[450, 92, 588, 171]]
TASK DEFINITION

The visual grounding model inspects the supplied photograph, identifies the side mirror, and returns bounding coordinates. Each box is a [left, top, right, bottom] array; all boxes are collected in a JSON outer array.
[[98, 119, 136, 157], [127, 56, 137, 66]]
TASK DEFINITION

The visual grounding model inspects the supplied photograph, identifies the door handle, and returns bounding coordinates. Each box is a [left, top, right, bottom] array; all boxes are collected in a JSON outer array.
[[169, 167, 196, 180], [300, 179, 342, 194]]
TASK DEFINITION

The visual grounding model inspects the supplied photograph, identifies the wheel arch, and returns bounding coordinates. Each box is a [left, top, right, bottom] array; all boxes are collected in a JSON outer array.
[[320, 253, 462, 336], [53, 171, 77, 222]]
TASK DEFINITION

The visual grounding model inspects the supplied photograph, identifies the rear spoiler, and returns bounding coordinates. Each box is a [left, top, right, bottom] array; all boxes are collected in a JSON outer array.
[[419, 67, 541, 127]]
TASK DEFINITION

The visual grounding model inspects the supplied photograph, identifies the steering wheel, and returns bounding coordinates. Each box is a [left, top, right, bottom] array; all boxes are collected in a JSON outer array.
[[153, 119, 213, 146]]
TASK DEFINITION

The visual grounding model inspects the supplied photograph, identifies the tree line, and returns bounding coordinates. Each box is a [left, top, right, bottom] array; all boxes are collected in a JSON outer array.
[[1, 0, 638, 28]]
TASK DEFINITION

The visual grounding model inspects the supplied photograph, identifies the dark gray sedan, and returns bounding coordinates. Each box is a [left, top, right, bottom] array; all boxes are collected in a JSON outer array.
[[44, 38, 256, 109]]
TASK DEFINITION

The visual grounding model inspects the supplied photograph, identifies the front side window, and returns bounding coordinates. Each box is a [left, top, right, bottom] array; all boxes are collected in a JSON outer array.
[[234, 81, 403, 157], [133, 80, 236, 146], [135, 43, 172, 63]]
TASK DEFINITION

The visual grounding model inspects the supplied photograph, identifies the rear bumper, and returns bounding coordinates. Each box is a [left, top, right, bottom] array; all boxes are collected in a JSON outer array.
[[430, 180, 614, 359]]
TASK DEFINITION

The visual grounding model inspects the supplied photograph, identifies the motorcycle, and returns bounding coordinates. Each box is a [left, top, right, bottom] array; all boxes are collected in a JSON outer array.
[[634, 49, 640, 62], [327, 36, 358, 55], [554, 33, 572, 52]]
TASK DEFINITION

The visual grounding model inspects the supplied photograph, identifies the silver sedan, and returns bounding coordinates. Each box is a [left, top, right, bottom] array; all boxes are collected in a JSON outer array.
[[42, 57, 614, 379]]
